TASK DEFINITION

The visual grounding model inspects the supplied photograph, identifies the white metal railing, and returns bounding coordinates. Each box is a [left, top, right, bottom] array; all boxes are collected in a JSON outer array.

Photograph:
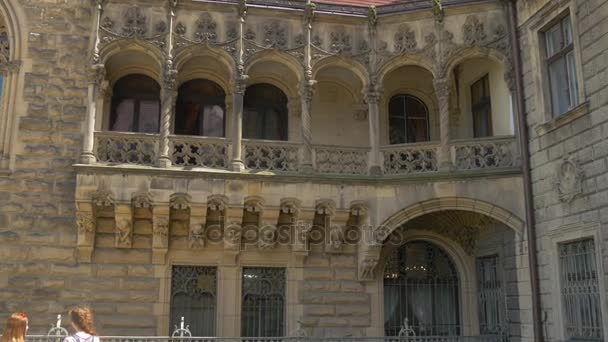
[[243, 139, 300, 172], [313, 145, 369, 175], [170, 135, 230, 169], [381, 142, 439, 175], [451, 136, 519, 171], [95, 131, 159, 166]]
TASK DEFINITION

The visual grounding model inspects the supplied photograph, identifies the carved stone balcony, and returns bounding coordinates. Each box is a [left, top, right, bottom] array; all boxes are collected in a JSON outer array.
[[91, 132, 521, 177]]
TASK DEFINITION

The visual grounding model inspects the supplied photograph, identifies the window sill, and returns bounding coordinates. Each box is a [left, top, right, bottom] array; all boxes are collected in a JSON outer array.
[[535, 102, 589, 137]]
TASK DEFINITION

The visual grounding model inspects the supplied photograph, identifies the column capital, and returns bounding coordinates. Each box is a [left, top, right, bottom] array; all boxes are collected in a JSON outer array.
[[364, 90, 382, 105]]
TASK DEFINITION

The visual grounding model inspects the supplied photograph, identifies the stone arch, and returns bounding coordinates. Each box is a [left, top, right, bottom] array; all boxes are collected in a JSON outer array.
[[442, 46, 509, 80], [377, 197, 524, 240], [376, 54, 437, 86], [98, 39, 164, 73], [312, 56, 369, 91], [245, 50, 303, 93], [174, 45, 235, 91], [0, 1, 24, 61]]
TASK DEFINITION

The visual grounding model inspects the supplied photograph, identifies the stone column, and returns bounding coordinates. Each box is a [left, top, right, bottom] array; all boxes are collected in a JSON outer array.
[[299, 81, 315, 173], [434, 78, 452, 171], [365, 90, 382, 175], [231, 1, 248, 171], [80, 65, 105, 164], [158, 83, 177, 168], [230, 81, 246, 171]]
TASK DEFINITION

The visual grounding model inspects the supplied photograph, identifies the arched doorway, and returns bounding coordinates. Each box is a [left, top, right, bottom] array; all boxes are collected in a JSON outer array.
[[383, 240, 460, 337]]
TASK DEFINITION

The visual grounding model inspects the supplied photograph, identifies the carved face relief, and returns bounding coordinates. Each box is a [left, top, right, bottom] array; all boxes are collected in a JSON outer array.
[[555, 157, 583, 203]]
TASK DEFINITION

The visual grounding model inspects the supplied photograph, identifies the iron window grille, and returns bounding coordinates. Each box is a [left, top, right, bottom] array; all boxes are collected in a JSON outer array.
[[241, 267, 286, 337], [476, 255, 506, 335]]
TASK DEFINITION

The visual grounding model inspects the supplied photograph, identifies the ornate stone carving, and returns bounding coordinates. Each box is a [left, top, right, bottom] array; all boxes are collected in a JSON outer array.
[[170, 193, 191, 210], [224, 222, 242, 248], [368, 6, 378, 29], [244, 28, 256, 41], [122, 7, 147, 38], [312, 35, 323, 47], [432, 0, 444, 23], [244, 198, 263, 213], [175, 22, 186, 36], [328, 225, 344, 250], [76, 212, 95, 235], [132, 192, 152, 209], [304, 1, 315, 27], [263, 21, 287, 49], [463, 15, 486, 46], [92, 189, 114, 207], [258, 225, 277, 250], [394, 24, 417, 53], [189, 223, 207, 248], [86, 64, 106, 87], [195, 13, 218, 43], [555, 156, 584, 203], [238, 0, 247, 20], [329, 27, 352, 54], [101, 16, 114, 30], [359, 256, 379, 280], [115, 217, 132, 248], [153, 216, 169, 248], [155, 21, 167, 34]]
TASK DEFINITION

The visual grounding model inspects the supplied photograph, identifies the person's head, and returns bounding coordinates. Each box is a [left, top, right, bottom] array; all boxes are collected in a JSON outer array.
[[0, 313, 28, 342], [68, 306, 96, 336]]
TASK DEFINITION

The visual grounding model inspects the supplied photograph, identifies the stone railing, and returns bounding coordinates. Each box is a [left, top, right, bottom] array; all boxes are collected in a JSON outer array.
[[451, 136, 519, 171], [94, 131, 159, 166], [381, 142, 439, 175], [313, 145, 369, 175], [243, 139, 300, 172], [170, 135, 230, 169]]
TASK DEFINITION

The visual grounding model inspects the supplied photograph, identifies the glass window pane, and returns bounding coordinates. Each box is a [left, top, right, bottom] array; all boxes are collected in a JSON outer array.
[[111, 99, 135, 132], [559, 239, 603, 340], [389, 117, 406, 144], [170, 266, 217, 337], [545, 24, 562, 58], [477, 256, 505, 335], [202, 105, 225, 137], [566, 51, 579, 108], [241, 267, 286, 337], [549, 57, 571, 116], [244, 84, 288, 141], [138, 100, 160, 133]]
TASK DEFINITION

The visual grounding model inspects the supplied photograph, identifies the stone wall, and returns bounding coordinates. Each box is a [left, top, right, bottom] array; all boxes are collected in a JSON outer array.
[[518, 0, 608, 340]]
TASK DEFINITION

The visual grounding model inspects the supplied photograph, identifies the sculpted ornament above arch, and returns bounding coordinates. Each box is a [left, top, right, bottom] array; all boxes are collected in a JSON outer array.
[[555, 156, 584, 204]]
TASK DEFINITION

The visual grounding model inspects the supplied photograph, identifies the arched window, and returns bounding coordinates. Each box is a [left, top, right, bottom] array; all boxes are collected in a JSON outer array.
[[175, 79, 226, 137], [384, 241, 460, 337], [110, 74, 160, 133], [388, 95, 430, 144], [243, 84, 288, 141]]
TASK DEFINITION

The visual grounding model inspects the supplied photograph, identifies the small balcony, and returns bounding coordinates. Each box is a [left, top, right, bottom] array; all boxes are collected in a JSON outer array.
[[91, 132, 520, 178]]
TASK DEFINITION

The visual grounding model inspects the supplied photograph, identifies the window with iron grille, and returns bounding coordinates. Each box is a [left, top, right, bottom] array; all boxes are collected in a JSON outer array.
[[545, 15, 579, 117], [471, 74, 493, 138], [241, 267, 286, 337], [170, 266, 217, 336], [559, 239, 603, 340], [476, 255, 505, 335]]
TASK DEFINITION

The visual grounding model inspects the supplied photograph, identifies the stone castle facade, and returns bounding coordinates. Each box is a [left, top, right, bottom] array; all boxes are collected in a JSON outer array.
[[0, 0, 605, 341]]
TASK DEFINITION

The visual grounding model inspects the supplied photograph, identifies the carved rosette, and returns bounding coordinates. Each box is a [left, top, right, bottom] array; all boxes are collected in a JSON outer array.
[[258, 225, 278, 250], [555, 156, 584, 203], [115, 216, 132, 248]]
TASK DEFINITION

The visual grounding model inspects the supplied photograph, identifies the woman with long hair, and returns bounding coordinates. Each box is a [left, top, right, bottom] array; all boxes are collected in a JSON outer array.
[[64, 306, 99, 342], [1, 313, 28, 342]]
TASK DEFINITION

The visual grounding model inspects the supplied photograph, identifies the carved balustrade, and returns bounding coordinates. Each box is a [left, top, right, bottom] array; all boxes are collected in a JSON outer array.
[[170, 135, 230, 169], [313, 145, 369, 175], [381, 142, 439, 175], [243, 139, 300, 172], [451, 136, 519, 171], [95, 131, 159, 166]]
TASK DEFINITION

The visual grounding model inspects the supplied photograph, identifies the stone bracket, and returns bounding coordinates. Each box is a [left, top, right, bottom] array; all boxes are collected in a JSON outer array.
[[114, 204, 133, 248], [152, 204, 170, 264], [76, 208, 96, 263]]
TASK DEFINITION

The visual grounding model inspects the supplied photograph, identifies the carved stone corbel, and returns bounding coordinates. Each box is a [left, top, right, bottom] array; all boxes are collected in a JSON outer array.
[[358, 242, 382, 281], [223, 221, 242, 262], [189, 203, 207, 249], [114, 215, 132, 248]]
